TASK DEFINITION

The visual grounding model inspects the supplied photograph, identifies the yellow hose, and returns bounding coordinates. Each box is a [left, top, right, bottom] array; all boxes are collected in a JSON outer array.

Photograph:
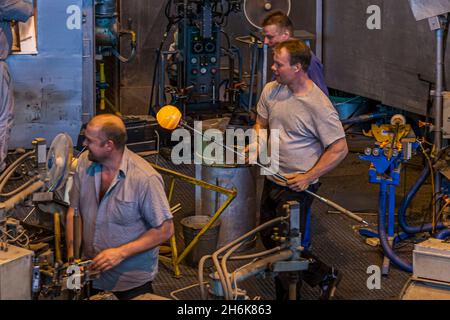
[[54, 212, 62, 263], [99, 63, 106, 111]]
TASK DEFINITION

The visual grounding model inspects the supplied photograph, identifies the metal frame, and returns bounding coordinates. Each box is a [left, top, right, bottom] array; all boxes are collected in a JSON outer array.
[[151, 163, 236, 278]]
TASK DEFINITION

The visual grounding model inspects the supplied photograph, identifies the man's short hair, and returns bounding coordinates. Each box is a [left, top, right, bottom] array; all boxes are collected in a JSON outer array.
[[100, 121, 127, 150], [90, 114, 128, 150], [262, 11, 294, 36], [274, 39, 311, 72]]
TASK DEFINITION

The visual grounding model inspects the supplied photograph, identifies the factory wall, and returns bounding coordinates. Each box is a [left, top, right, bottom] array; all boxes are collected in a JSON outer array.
[[322, 0, 450, 116], [119, 0, 450, 117], [9, 0, 95, 149]]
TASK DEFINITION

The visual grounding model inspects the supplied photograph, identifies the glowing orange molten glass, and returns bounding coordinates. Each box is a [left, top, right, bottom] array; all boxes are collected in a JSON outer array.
[[156, 105, 182, 130]]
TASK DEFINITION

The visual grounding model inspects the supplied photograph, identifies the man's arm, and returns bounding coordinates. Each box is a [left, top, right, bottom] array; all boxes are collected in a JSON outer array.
[[286, 137, 348, 192], [254, 114, 268, 131], [245, 114, 268, 163], [91, 219, 174, 272]]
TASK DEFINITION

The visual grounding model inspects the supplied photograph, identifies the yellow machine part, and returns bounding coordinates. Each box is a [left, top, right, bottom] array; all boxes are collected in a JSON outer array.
[[364, 124, 412, 144]]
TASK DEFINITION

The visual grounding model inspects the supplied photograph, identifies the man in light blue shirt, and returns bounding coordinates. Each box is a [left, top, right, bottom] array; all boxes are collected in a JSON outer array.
[[67, 114, 174, 299]]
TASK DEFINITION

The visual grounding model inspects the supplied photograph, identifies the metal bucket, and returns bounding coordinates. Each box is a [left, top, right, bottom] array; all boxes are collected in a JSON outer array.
[[201, 164, 257, 251], [180, 215, 220, 267]]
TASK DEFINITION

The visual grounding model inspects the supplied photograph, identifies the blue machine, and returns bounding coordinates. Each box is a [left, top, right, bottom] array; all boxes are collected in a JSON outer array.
[[359, 115, 420, 274]]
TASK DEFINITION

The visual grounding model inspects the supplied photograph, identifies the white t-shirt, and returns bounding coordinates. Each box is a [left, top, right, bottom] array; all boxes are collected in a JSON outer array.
[[257, 81, 346, 176]]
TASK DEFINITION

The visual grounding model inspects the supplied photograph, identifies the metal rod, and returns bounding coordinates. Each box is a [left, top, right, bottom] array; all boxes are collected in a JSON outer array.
[[434, 24, 445, 222], [73, 208, 80, 260], [316, 0, 323, 61], [248, 41, 258, 111], [304, 190, 368, 225], [181, 121, 365, 224]]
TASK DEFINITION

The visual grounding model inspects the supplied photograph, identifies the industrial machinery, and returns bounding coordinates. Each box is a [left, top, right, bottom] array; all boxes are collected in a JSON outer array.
[[353, 2, 450, 283], [359, 113, 450, 278], [151, 0, 292, 117], [0, 133, 99, 300], [168, 201, 309, 300], [359, 114, 419, 274], [95, 0, 137, 113], [151, 0, 243, 115], [204, 201, 308, 300]]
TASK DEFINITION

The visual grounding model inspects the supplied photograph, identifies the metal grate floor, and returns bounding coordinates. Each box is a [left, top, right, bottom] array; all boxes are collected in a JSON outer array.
[[2, 135, 429, 300], [146, 138, 421, 300]]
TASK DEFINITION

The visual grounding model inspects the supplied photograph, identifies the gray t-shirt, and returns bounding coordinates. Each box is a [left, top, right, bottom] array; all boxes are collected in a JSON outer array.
[[257, 81, 345, 176], [69, 148, 173, 291]]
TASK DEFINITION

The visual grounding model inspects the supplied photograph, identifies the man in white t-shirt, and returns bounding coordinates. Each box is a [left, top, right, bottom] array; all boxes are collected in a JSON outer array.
[[255, 39, 348, 300]]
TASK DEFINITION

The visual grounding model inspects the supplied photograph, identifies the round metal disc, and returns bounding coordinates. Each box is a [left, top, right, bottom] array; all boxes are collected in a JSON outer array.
[[243, 0, 291, 29], [46, 133, 73, 191]]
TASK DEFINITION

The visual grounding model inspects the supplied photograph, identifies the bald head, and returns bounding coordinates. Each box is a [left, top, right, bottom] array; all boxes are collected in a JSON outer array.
[[88, 114, 127, 151]]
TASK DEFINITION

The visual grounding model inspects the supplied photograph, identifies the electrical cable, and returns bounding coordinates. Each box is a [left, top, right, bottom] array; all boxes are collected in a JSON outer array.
[[419, 141, 435, 231]]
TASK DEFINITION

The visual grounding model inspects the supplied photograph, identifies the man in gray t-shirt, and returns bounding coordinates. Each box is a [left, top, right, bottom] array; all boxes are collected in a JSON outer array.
[[255, 39, 348, 300], [67, 114, 174, 299]]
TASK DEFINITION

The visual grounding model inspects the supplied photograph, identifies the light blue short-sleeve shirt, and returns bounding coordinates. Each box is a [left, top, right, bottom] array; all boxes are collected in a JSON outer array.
[[70, 147, 172, 291]]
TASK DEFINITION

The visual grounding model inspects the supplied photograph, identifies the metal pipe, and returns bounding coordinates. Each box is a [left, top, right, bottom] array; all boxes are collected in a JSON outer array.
[[0, 151, 34, 191], [0, 181, 44, 211], [159, 52, 166, 106], [205, 215, 289, 299], [388, 184, 395, 237], [198, 246, 283, 300], [435, 228, 450, 239], [316, 0, 323, 61], [398, 164, 446, 234], [262, 44, 267, 89], [248, 41, 258, 111], [304, 190, 368, 225], [378, 182, 412, 272], [434, 26, 445, 222], [233, 250, 293, 282], [73, 208, 80, 260], [0, 176, 39, 198], [221, 241, 246, 299]]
